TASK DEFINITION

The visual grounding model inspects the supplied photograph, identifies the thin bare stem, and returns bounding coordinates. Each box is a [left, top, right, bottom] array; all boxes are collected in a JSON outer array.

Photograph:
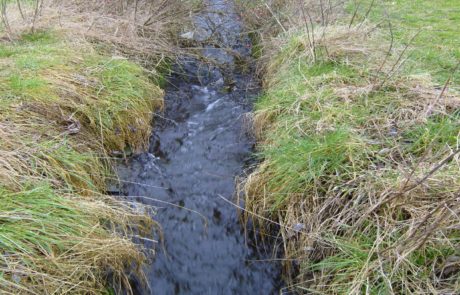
[[16, 0, 25, 20], [379, 29, 420, 88], [349, 0, 362, 28], [377, 6, 394, 73], [426, 60, 460, 116]]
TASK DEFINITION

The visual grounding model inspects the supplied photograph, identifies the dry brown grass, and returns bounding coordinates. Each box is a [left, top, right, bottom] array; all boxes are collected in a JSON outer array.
[[0, 103, 155, 294], [2, 0, 198, 63]]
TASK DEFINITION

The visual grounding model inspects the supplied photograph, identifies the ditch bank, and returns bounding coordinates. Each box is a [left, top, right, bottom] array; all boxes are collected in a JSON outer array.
[[235, 1, 460, 294]]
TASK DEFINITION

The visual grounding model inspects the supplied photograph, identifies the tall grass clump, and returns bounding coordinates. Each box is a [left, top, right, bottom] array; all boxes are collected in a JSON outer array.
[[0, 30, 159, 294], [238, 0, 460, 294], [0, 0, 197, 293]]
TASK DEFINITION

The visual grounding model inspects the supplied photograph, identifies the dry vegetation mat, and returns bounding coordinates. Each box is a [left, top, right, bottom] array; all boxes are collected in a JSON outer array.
[[237, 0, 460, 294], [0, 0, 195, 293]]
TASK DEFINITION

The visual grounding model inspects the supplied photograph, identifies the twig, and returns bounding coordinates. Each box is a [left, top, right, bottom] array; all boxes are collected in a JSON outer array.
[[0, 0, 12, 40], [403, 148, 460, 194], [358, 147, 460, 230], [264, 2, 286, 33], [357, 0, 375, 30], [319, 0, 325, 26], [134, 0, 139, 23], [218, 195, 311, 236], [16, 0, 25, 20], [349, 0, 362, 28], [298, 0, 316, 62], [31, 0, 44, 33], [426, 60, 460, 116], [378, 29, 420, 89], [377, 6, 394, 73]]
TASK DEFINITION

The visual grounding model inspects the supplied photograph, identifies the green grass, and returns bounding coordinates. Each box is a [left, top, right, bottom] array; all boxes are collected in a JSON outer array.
[[243, 1, 460, 294], [0, 184, 146, 294], [1, 30, 163, 152], [0, 30, 161, 293], [351, 0, 460, 85]]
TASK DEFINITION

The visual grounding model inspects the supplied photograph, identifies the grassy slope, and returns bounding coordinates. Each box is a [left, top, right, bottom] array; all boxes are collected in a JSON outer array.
[[361, 0, 460, 84], [0, 31, 162, 294], [244, 1, 460, 294]]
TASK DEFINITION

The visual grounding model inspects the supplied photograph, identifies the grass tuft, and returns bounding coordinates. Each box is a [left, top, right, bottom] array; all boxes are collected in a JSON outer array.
[[0, 20, 162, 295]]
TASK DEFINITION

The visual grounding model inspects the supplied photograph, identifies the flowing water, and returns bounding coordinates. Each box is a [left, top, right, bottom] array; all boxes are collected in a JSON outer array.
[[117, 1, 282, 294]]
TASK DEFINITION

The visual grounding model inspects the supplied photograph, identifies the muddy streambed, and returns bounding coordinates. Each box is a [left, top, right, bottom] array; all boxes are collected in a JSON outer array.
[[117, 1, 282, 294]]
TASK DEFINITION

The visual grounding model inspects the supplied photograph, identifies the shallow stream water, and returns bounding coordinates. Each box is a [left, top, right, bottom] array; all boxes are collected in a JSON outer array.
[[117, 1, 282, 294]]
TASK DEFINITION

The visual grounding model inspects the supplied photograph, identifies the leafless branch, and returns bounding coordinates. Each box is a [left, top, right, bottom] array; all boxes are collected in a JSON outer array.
[[377, 6, 394, 73], [0, 0, 12, 40], [348, 0, 362, 28], [379, 29, 420, 88], [426, 60, 460, 116], [16, 0, 25, 20]]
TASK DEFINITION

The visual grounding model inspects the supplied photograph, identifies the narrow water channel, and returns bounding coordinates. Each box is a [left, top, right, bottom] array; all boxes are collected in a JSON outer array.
[[117, 1, 282, 294]]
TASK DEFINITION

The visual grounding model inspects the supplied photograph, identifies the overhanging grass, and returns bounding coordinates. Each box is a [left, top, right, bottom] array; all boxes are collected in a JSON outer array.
[[241, 1, 460, 294], [0, 185, 146, 294], [1, 30, 163, 152], [0, 29, 162, 294]]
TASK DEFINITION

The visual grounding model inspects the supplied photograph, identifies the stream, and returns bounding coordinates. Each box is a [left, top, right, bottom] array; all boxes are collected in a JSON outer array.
[[117, 1, 282, 294]]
